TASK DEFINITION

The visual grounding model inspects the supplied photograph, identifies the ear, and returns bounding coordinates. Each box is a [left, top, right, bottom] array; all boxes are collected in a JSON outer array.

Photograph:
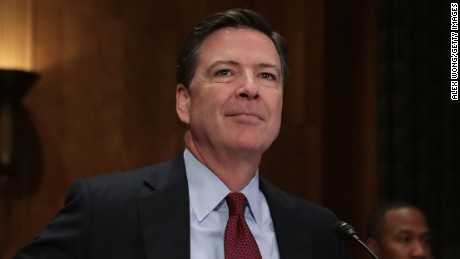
[[176, 83, 191, 124]]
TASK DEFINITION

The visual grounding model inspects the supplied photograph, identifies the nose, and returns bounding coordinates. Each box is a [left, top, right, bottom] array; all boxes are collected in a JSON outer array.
[[236, 74, 259, 100], [411, 241, 429, 258]]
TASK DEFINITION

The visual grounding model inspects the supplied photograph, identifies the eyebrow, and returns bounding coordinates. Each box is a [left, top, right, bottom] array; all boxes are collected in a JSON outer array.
[[397, 230, 414, 235], [206, 60, 239, 74], [206, 60, 281, 76], [257, 63, 282, 77], [396, 229, 431, 236]]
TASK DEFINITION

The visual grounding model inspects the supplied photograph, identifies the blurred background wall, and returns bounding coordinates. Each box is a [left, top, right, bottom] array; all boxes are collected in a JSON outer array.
[[0, 0, 457, 258], [379, 1, 459, 258]]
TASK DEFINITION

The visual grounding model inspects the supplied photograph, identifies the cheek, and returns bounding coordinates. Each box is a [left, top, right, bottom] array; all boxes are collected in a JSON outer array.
[[276, 99, 283, 119], [190, 90, 226, 122], [383, 241, 409, 257], [265, 96, 283, 140], [270, 94, 283, 123]]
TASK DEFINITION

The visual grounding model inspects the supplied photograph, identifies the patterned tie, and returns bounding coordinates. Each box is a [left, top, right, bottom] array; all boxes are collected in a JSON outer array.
[[224, 192, 262, 259]]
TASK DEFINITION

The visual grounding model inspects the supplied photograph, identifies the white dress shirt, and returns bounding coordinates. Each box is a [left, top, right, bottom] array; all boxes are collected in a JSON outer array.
[[184, 149, 280, 259]]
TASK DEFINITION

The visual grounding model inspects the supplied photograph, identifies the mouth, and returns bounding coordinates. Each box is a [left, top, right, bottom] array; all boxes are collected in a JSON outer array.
[[225, 105, 267, 122], [227, 113, 264, 123]]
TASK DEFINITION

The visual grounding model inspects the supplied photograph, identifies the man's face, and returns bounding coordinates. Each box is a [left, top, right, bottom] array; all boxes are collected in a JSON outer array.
[[371, 208, 431, 259], [176, 27, 283, 157]]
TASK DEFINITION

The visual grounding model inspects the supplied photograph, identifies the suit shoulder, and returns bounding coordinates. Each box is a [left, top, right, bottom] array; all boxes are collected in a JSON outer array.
[[261, 179, 337, 221], [88, 154, 182, 182], [78, 153, 185, 197], [85, 164, 156, 187]]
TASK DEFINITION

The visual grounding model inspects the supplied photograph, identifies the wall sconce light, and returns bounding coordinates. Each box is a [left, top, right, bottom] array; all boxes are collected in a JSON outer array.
[[0, 0, 39, 182], [0, 2, 43, 258], [0, 70, 39, 182]]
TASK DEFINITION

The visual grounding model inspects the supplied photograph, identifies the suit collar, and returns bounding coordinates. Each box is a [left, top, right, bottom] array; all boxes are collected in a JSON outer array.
[[138, 153, 190, 259], [260, 179, 315, 259], [142, 153, 187, 190], [137, 152, 314, 259]]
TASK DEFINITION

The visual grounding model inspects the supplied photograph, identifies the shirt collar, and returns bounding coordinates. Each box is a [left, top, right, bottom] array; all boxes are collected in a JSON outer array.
[[183, 149, 264, 228]]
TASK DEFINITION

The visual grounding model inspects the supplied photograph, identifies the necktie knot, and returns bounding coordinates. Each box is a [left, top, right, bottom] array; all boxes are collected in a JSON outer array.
[[226, 192, 247, 216]]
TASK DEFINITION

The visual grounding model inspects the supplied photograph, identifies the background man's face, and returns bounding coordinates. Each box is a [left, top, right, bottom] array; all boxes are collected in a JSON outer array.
[[372, 208, 431, 259]]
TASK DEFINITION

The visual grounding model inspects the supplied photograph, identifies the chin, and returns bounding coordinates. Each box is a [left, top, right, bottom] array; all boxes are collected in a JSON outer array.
[[226, 130, 278, 153], [231, 139, 271, 155]]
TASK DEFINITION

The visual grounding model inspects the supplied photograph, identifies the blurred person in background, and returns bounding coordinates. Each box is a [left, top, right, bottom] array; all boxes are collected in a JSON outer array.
[[366, 202, 432, 259]]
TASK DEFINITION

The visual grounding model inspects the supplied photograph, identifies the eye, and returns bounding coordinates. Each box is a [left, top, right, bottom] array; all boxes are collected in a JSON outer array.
[[215, 69, 233, 77], [259, 72, 277, 81], [397, 234, 412, 244], [421, 235, 431, 246]]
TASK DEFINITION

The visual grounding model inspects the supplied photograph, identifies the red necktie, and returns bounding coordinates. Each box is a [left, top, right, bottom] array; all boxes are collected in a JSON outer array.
[[224, 192, 262, 259]]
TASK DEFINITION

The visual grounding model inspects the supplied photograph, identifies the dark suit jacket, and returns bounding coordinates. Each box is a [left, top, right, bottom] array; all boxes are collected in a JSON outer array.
[[14, 153, 348, 259]]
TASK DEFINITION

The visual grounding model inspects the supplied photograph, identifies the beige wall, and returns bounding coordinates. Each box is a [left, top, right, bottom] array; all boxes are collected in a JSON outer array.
[[0, 1, 378, 258]]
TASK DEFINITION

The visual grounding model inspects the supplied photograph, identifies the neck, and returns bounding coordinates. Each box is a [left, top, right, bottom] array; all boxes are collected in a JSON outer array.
[[184, 134, 262, 192]]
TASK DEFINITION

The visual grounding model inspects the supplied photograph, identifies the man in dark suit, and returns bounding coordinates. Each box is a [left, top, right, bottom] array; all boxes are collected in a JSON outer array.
[[14, 9, 348, 259]]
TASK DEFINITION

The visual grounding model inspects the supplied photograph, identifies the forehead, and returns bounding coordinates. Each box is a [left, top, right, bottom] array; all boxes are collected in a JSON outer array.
[[382, 208, 429, 234], [198, 27, 281, 66]]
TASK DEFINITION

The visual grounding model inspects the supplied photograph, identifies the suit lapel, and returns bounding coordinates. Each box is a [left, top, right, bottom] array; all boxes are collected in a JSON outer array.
[[260, 179, 315, 259], [137, 154, 190, 259], [135, 154, 316, 259]]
